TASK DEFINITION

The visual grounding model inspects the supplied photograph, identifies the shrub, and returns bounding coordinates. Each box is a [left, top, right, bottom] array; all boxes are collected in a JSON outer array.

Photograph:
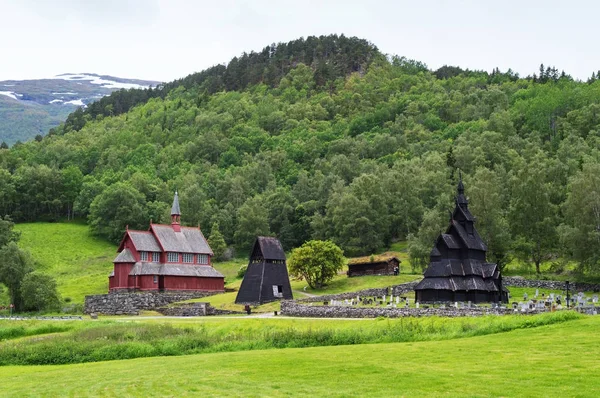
[[237, 264, 248, 278]]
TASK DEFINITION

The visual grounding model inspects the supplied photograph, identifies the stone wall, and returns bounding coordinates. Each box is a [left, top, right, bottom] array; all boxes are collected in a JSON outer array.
[[281, 300, 546, 318], [297, 278, 599, 306], [84, 291, 222, 315], [503, 277, 600, 292], [298, 281, 420, 303], [157, 302, 245, 316]]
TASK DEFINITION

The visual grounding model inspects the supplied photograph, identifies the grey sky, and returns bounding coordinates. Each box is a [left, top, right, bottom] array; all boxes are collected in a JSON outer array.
[[1, 0, 598, 82]]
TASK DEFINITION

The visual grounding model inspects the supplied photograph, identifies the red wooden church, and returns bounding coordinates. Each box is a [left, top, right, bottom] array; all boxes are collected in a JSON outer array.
[[108, 192, 225, 292]]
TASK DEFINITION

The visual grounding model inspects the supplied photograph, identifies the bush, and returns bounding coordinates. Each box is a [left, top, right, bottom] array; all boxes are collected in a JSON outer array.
[[237, 264, 248, 278], [20, 272, 61, 312]]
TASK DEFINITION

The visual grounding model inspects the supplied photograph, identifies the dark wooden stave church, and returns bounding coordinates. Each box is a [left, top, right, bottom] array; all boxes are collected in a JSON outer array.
[[235, 236, 293, 305], [414, 178, 508, 304]]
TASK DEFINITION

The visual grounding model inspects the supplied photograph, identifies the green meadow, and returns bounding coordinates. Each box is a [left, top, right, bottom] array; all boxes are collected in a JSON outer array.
[[0, 312, 579, 366], [14, 222, 116, 305], [1, 315, 598, 397]]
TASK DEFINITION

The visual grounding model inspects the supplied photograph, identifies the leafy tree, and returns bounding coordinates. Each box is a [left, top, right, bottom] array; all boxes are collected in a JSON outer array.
[[288, 240, 345, 289], [20, 272, 61, 312], [0, 215, 20, 248], [468, 168, 512, 270], [61, 166, 83, 220], [207, 222, 227, 261], [509, 159, 557, 273], [0, 242, 33, 311], [234, 196, 270, 252], [88, 183, 148, 243], [408, 207, 447, 272], [74, 177, 107, 217], [560, 162, 600, 273]]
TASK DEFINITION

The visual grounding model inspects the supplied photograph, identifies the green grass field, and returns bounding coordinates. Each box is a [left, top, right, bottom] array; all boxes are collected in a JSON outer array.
[[14, 222, 116, 305], [1, 315, 598, 397]]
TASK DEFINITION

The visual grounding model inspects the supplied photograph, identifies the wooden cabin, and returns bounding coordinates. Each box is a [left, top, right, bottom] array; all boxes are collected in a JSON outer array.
[[347, 253, 400, 277], [235, 236, 293, 305], [108, 192, 225, 293], [414, 177, 508, 304]]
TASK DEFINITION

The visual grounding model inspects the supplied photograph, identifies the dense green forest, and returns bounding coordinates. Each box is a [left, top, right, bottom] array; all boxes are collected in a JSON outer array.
[[2, 34, 600, 274]]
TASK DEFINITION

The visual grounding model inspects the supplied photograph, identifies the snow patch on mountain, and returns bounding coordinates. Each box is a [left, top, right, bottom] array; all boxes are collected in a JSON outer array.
[[0, 91, 18, 100], [63, 99, 85, 106], [55, 73, 150, 89]]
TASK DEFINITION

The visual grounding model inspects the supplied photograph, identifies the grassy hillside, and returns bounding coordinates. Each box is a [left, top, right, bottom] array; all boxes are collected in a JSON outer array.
[[1, 315, 598, 396], [14, 222, 116, 304]]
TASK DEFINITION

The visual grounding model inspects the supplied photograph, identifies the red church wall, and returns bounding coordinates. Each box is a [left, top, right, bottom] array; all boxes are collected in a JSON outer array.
[[163, 276, 224, 291], [114, 263, 134, 288], [138, 275, 159, 290]]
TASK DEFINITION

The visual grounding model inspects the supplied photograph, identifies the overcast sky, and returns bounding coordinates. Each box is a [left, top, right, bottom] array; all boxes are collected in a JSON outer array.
[[1, 0, 598, 82]]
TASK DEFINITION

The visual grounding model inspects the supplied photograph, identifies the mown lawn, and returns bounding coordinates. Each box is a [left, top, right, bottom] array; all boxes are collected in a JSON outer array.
[[1, 315, 598, 397], [15, 222, 116, 305]]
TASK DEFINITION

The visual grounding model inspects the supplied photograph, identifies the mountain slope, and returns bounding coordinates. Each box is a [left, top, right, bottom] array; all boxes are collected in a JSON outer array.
[[0, 73, 160, 144], [3, 34, 600, 268]]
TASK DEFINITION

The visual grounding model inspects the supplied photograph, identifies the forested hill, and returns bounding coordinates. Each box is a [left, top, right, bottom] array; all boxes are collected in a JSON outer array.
[[55, 35, 379, 135], [3, 34, 600, 275]]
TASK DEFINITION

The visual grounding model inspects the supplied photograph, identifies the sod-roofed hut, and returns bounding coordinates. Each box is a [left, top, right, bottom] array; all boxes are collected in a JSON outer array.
[[235, 236, 293, 305], [347, 253, 400, 277], [414, 177, 508, 304]]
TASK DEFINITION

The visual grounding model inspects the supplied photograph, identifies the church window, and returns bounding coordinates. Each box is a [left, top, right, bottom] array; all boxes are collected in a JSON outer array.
[[168, 252, 179, 263], [197, 254, 209, 264], [153, 275, 158, 284], [183, 253, 194, 263], [140, 251, 148, 262], [152, 252, 160, 262]]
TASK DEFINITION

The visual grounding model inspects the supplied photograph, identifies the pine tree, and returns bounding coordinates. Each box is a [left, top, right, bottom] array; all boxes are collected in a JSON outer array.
[[208, 222, 227, 261]]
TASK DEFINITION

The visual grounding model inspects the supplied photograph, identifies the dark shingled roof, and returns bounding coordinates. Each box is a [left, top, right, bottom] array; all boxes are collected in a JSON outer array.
[[151, 225, 213, 254], [440, 234, 460, 249], [450, 220, 487, 251], [415, 276, 498, 292], [423, 259, 497, 278], [114, 248, 136, 263], [454, 203, 475, 222], [128, 231, 161, 252], [171, 191, 181, 216], [129, 263, 224, 278], [253, 236, 286, 261]]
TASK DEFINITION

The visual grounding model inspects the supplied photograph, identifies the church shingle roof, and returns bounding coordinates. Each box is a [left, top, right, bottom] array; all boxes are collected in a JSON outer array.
[[129, 263, 224, 278], [114, 248, 136, 263], [151, 225, 213, 254]]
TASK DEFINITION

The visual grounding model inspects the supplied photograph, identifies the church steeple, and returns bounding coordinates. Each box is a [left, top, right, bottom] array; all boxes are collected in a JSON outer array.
[[171, 191, 181, 232]]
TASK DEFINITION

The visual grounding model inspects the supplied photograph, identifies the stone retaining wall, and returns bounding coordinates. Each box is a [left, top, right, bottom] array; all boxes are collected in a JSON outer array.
[[281, 300, 546, 318], [156, 302, 245, 316], [503, 277, 600, 292], [298, 281, 420, 303], [84, 291, 223, 315]]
